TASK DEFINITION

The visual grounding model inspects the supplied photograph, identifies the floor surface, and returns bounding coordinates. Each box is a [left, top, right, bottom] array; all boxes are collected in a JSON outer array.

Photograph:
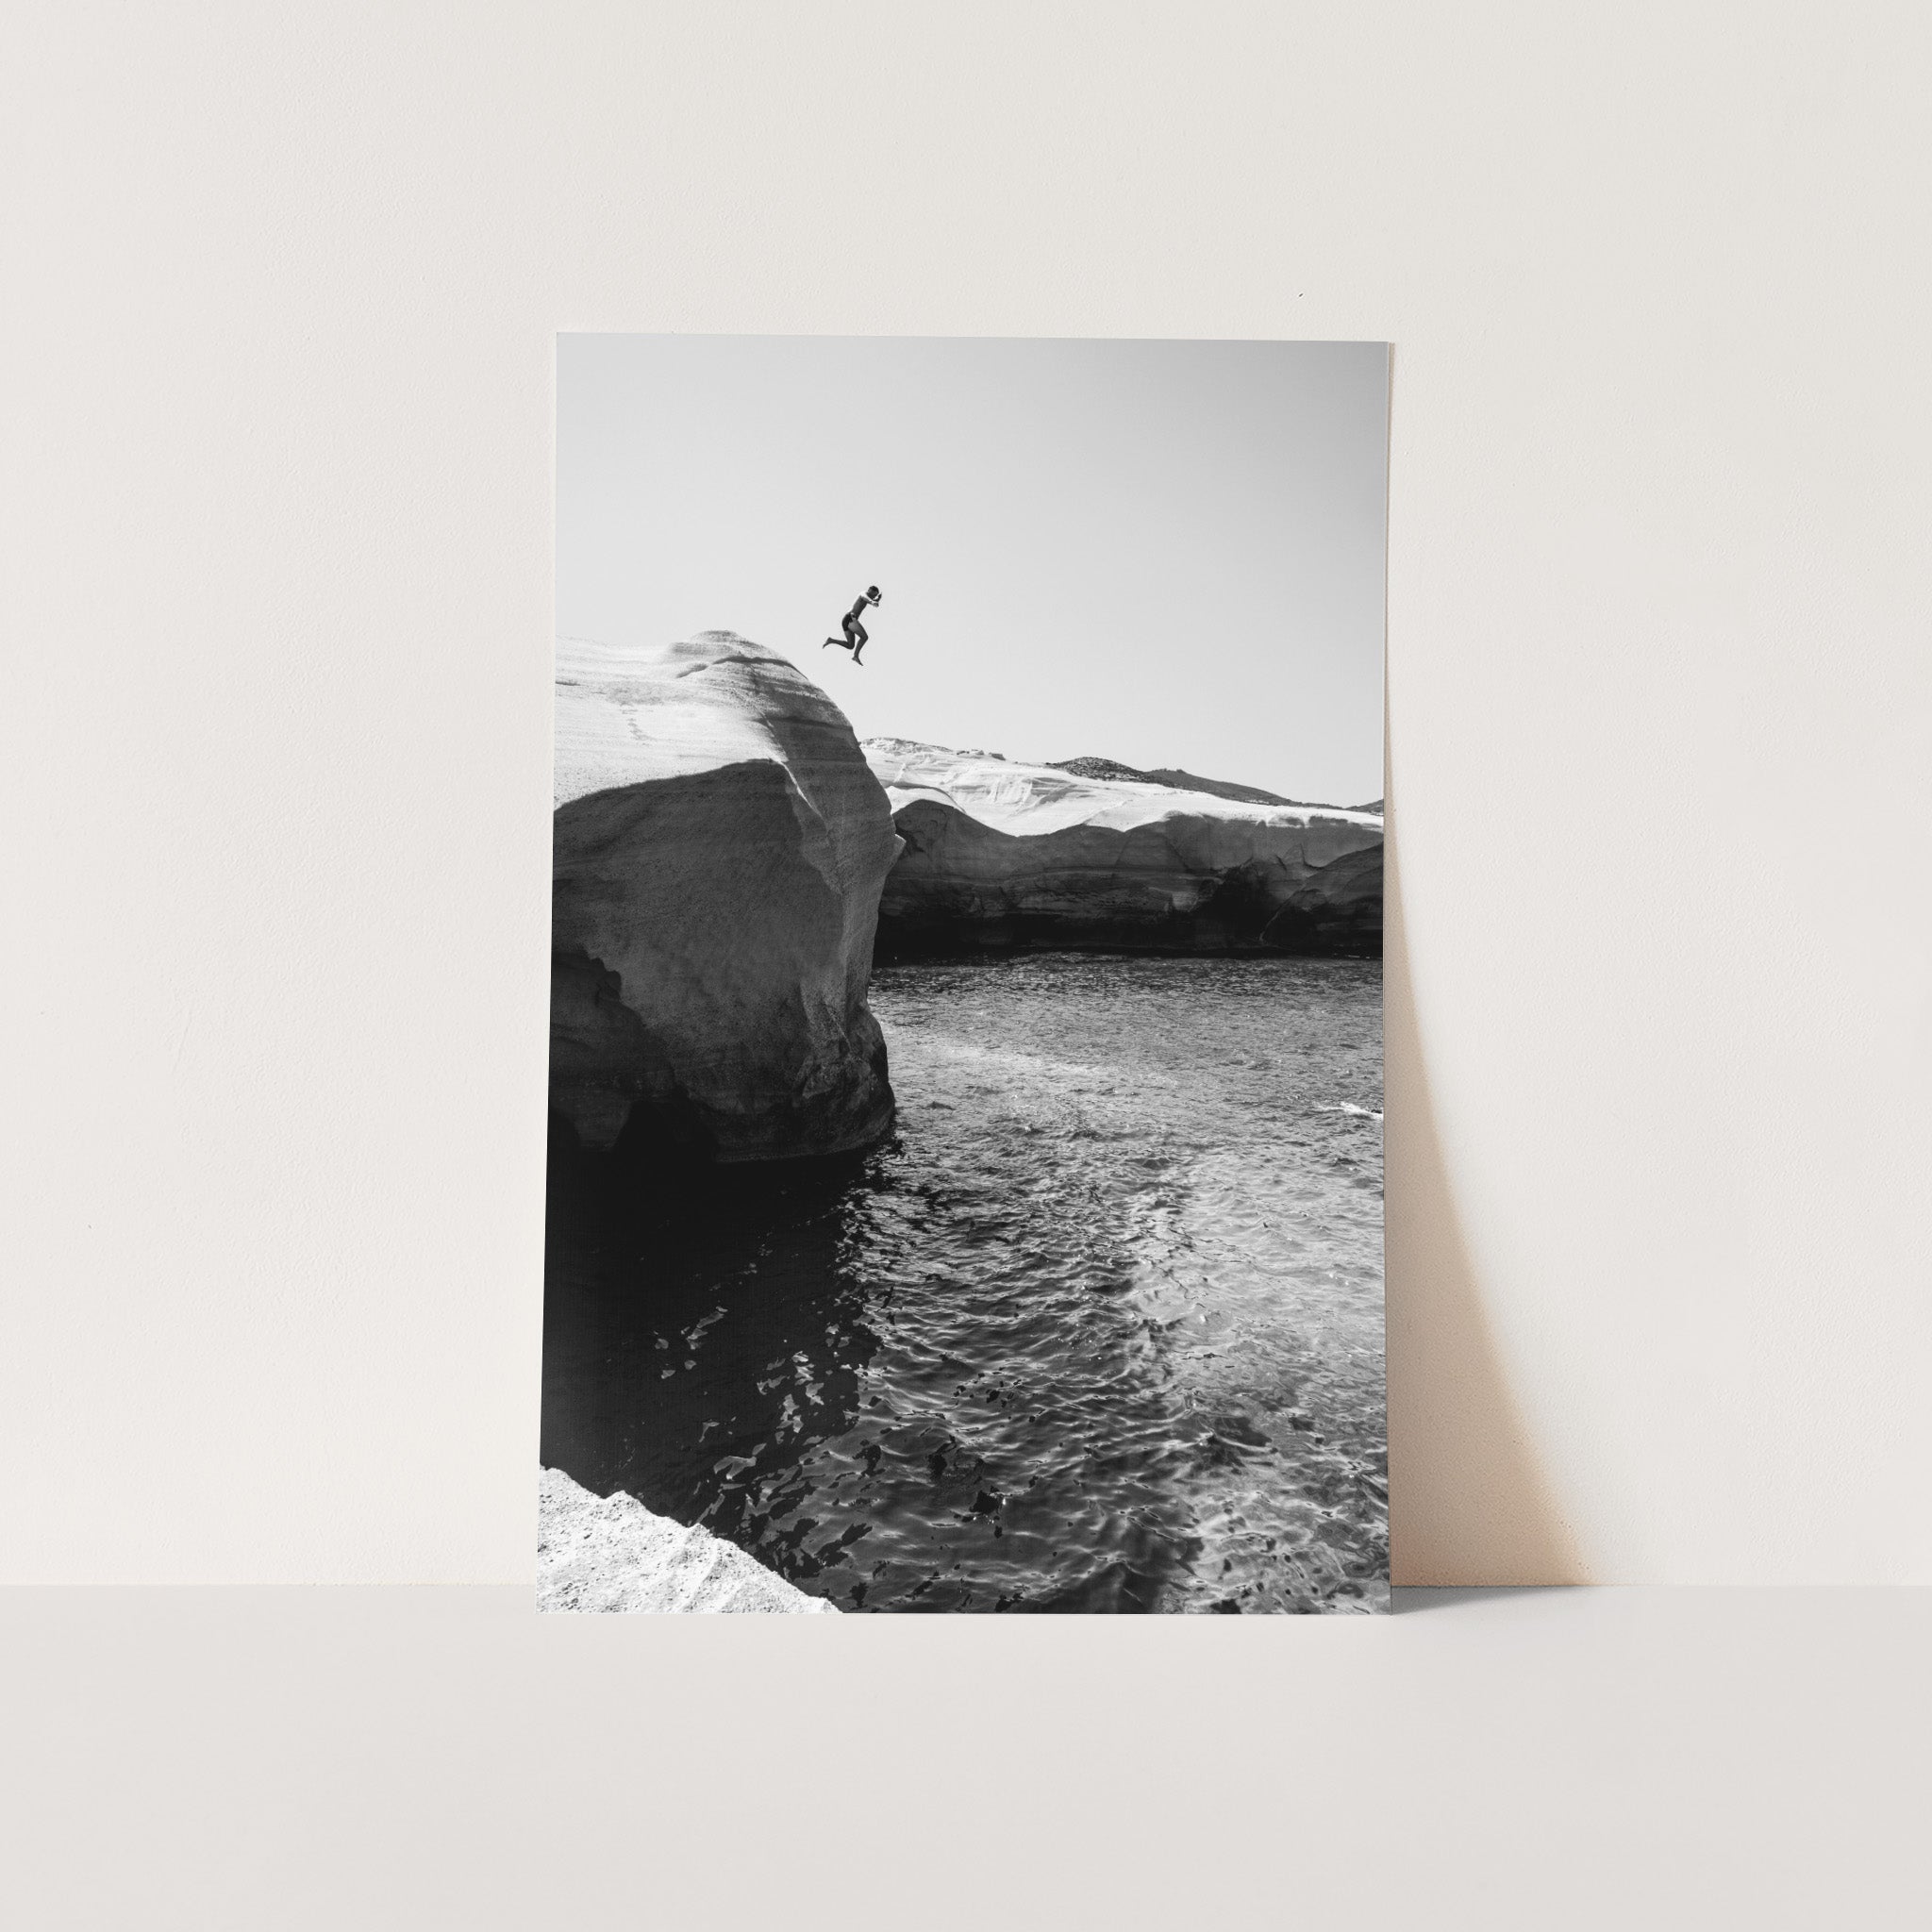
[[4, 1585, 1924, 1927]]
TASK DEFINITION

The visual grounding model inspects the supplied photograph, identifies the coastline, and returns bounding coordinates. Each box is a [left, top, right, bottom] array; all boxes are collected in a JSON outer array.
[[537, 1469, 837, 1615], [542, 641, 1384, 1610]]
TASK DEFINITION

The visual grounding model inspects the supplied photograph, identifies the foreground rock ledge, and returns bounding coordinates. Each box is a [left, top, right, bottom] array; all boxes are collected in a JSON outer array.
[[863, 740, 1383, 958], [551, 631, 901, 1161], [538, 1469, 837, 1614]]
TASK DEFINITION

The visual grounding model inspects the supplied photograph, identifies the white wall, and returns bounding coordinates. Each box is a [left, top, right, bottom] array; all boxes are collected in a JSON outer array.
[[5, 1, 1927, 1584]]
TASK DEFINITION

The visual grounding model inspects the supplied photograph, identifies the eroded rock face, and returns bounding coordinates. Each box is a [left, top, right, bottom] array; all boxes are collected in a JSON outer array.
[[551, 632, 900, 1161], [537, 1469, 837, 1614], [862, 739, 1382, 958]]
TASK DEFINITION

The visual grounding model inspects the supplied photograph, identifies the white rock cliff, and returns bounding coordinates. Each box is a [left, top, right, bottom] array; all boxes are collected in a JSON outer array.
[[862, 739, 1383, 957], [551, 632, 901, 1161]]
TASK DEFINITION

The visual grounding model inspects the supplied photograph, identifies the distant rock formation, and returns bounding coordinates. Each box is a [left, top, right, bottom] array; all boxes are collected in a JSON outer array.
[[863, 739, 1382, 958], [538, 1469, 837, 1614], [552, 632, 901, 1162], [1047, 757, 1317, 810]]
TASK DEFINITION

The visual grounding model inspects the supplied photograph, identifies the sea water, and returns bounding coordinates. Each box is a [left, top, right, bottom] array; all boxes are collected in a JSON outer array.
[[541, 956, 1386, 1612]]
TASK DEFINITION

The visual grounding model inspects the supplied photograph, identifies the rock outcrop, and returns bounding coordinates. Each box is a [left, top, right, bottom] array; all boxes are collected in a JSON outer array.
[[1047, 757, 1311, 809], [863, 739, 1382, 958], [537, 1468, 837, 1614], [552, 632, 901, 1162]]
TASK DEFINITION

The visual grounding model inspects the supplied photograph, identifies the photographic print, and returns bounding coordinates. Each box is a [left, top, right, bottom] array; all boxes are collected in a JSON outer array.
[[540, 337, 1388, 1613]]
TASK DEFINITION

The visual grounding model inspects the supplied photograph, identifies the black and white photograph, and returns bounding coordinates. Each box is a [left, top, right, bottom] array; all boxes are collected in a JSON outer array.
[[540, 335, 1389, 1612]]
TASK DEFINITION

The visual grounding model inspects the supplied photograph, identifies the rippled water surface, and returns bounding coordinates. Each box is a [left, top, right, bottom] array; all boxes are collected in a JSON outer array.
[[542, 957, 1386, 1612]]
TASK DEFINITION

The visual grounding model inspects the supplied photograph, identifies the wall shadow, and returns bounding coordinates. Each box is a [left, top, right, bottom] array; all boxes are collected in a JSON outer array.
[[1385, 788, 1589, 1584]]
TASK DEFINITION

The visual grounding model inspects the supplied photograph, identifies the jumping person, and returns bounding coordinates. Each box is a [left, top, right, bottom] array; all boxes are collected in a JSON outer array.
[[824, 585, 882, 665]]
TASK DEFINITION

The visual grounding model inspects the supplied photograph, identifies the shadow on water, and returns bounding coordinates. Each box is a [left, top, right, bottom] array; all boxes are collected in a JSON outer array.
[[541, 1118, 882, 1588], [541, 1117, 1189, 1612]]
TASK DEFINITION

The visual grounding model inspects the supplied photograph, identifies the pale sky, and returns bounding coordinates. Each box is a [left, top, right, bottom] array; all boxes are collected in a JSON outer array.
[[558, 336, 1387, 807]]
